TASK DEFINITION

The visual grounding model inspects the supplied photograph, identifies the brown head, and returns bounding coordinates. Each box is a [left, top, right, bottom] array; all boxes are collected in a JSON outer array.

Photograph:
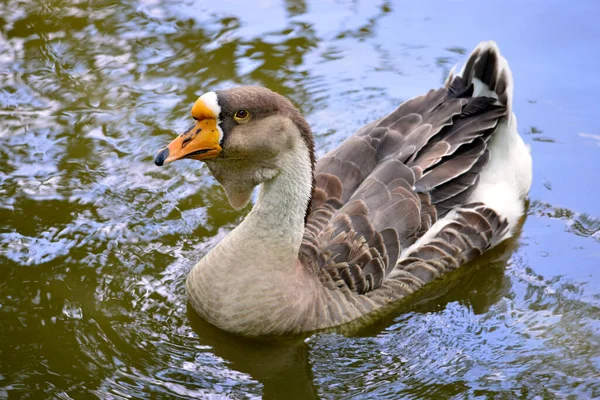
[[154, 86, 315, 210]]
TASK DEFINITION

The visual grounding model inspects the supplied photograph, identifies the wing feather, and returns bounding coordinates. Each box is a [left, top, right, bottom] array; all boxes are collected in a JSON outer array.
[[301, 65, 510, 295]]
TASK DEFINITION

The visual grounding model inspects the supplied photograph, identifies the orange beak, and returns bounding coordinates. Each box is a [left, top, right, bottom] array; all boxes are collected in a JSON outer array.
[[154, 97, 223, 166]]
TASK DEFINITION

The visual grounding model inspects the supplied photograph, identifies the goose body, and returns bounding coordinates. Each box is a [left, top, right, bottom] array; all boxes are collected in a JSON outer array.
[[155, 41, 532, 336]]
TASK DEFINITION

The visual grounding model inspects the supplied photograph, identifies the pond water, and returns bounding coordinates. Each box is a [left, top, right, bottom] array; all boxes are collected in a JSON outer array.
[[1, 0, 600, 398]]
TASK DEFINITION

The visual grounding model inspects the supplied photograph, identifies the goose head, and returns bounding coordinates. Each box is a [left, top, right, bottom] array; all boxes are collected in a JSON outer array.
[[154, 86, 314, 209]]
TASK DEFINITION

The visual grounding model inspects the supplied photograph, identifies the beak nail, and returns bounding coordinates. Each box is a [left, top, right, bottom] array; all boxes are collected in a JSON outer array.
[[154, 148, 169, 166]]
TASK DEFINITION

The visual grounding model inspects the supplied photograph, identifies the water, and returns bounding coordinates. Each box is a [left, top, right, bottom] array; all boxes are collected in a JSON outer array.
[[1, 0, 599, 398]]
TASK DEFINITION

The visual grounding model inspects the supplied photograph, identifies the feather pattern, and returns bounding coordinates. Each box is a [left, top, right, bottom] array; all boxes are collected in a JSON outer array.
[[183, 41, 532, 335], [300, 42, 519, 300]]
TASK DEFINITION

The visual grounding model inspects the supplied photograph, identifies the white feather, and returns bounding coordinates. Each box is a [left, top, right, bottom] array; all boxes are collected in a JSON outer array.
[[400, 41, 532, 260], [199, 91, 224, 144], [466, 42, 532, 238], [470, 113, 532, 241]]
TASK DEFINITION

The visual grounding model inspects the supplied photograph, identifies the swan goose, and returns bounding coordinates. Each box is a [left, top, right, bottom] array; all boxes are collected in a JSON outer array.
[[154, 41, 532, 336]]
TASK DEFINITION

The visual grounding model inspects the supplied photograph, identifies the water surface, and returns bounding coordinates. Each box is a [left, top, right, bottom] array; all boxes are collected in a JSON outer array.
[[1, 0, 599, 398]]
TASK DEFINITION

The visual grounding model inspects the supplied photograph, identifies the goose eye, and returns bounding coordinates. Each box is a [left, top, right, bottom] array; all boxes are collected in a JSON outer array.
[[234, 110, 250, 122]]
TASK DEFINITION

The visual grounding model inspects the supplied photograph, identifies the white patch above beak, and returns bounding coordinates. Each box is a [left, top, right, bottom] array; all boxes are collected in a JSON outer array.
[[198, 91, 224, 144]]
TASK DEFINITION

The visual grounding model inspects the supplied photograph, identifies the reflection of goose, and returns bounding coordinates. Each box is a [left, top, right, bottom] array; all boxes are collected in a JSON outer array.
[[155, 41, 532, 336], [186, 304, 318, 399]]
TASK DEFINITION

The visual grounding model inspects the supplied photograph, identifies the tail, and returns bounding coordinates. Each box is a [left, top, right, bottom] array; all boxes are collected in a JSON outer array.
[[458, 41, 532, 232], [391, 41, 532, 284], [445, 40, 513, 115]]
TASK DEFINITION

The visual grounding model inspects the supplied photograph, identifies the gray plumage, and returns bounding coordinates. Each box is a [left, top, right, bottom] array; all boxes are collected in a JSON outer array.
[[174, 41, 532, 335], [300, 45, 512, 302]]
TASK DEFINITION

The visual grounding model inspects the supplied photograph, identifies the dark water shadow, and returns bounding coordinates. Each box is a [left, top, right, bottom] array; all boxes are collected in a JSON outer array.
[[187, 306, 318, 399]]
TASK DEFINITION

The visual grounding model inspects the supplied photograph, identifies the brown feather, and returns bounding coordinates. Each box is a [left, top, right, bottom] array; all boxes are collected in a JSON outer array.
[[300, 44, 516, 298]]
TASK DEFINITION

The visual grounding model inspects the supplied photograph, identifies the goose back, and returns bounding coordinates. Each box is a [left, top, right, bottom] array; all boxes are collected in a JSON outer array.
[[300, 43, 515, 298]]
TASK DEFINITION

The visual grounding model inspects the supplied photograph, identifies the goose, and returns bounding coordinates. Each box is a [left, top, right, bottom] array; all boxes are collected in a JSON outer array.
[[154, 41, 532, 336]]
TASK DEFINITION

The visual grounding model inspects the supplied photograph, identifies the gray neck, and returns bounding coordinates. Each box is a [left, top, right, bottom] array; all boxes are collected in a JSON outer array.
[[202, 138, 313, 275], [238, 145, 313, 270], [185, 118, 321, 335]]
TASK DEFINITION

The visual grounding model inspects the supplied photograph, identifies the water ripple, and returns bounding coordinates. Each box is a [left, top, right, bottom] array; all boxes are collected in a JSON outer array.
[[1, 0, 599, 398]]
